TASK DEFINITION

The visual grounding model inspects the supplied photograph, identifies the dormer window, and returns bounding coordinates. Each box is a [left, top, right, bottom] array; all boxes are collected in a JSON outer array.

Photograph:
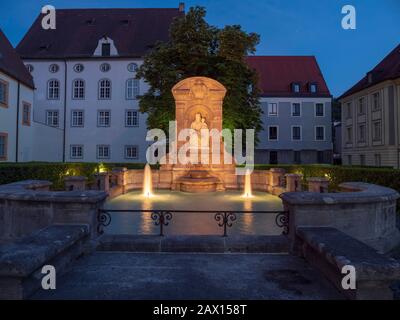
[[292, 83, 301, 93], [309, 83, 317, 93], [367, 72, 373, 84], [102, 43, 111, 57]]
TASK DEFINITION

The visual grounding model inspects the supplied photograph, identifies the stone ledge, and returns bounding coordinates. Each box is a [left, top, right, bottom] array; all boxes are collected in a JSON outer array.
[[281, 182, 399, 205], [296, 227, 400, 299], [0, 180, 108, 203], [97, 234, 289, 253], [0, 225, 89, 277]]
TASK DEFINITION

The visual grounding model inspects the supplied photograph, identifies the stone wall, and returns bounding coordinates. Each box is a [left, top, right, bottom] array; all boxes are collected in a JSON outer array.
[[280, 182, 400, 253], [0, 180, 108, 242]]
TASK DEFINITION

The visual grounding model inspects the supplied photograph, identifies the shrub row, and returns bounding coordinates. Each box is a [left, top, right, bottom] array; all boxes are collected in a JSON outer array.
[[252, 164, 400, 193], [0, 162, 152, 190]]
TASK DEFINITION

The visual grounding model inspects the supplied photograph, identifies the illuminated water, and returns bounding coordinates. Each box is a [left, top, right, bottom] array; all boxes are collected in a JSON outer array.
[[105, 190, 284, 235]]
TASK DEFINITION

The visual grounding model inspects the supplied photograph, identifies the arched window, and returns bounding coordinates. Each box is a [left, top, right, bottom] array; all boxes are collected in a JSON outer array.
[[47, 79, 60, 100], [72, 79, 85, 99], [126, 79, 139, 100], [98, 79, 111, 99]]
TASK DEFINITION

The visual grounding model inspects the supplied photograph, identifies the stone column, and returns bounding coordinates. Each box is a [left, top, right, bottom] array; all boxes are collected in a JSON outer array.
[[270, 168, 285, 187], [94, 172, 110, 192], [64, 176, 87, 191], [285, 174, 302, 192], [308, 177, 329, 193], [112, 167, 128, 194]]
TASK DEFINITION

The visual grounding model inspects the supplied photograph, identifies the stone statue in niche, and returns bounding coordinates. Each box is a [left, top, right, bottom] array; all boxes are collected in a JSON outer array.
[[190, 112, 209, 150]]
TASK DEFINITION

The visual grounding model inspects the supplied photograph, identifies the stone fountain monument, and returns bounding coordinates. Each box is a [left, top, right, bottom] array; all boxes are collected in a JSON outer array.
[[160, 77, 238, 192]]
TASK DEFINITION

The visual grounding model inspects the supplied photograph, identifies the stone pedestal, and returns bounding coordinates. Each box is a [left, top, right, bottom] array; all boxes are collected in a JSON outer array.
[[285, 174, 302, 192], [270, 168, 285, 187], [64, 176, 87, 191], [95, 172, 110, 192], [308, 177, 329, 193], [112, 167, 128, 193]]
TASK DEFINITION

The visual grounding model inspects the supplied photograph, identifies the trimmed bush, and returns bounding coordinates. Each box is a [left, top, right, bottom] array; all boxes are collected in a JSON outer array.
[[0, 162, 153, 190]]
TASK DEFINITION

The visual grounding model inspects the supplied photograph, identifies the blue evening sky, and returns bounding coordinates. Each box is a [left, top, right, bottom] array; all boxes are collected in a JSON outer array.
[[0, 0, 399, 97]]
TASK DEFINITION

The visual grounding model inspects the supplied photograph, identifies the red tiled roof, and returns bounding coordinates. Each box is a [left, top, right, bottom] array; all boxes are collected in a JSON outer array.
[[246, 56, 331, 97], [339, 43, 400, 100], [16, 8, 184, 59], [0, 29, 34, 89]]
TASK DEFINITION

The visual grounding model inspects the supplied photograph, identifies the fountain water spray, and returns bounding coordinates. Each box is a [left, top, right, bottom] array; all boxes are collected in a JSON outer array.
[[143, 163, 154, 198], [242, 169, 253, 198]]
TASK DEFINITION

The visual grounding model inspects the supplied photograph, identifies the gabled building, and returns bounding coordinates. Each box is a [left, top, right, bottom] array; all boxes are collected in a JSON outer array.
[[16, 7, 184, 163], [0, 28, 35, 162], [339, 43, 400, 168], [247, 56, 332, 164]]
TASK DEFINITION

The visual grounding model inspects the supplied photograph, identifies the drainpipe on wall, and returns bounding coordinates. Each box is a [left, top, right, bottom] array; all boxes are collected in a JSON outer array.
[[62, 60, 67, 162], [15, 81, 20, 162]]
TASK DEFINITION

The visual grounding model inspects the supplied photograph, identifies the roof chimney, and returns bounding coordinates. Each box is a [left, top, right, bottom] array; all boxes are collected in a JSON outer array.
[[179, 2, 185, 12]]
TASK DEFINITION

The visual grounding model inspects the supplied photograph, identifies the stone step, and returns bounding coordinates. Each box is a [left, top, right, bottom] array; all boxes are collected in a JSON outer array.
[[97, 234, 289, 253]]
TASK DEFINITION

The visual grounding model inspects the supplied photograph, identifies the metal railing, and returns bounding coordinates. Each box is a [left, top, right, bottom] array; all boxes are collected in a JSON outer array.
[[97, 209, 289, 237]]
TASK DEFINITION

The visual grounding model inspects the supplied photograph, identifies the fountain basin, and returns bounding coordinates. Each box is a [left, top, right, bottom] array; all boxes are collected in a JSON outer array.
[[178, 176, 219, 193]]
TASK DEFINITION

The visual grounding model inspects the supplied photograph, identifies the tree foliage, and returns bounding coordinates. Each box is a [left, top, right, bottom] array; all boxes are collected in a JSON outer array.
[[137, 6, 263, 143]]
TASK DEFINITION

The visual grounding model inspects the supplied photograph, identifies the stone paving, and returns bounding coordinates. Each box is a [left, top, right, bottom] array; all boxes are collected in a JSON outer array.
[[32, 252, 342, 300]]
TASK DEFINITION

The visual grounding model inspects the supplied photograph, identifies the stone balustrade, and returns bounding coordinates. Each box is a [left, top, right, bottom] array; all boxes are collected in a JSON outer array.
[[64, 176, 88, 191], [308, 177, 329, 193], [280, 182, 400, 253], [0, 180, 108, 242]]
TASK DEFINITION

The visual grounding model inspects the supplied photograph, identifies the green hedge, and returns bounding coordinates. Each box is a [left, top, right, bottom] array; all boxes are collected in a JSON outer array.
[[251, 164, 400, 193], [0, 162, 152, 190]]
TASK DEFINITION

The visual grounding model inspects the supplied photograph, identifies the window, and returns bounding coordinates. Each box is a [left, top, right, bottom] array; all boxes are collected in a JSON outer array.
[[292, 126, 301, 141], [347, 155, 352, 165], [0, 79, 8, 107], [22, 102, 31, 126], [97, 145, 110, 159], [358, 124, 366, 142], [126, 79, 140, 99], [0, 133, 8, 160], [269, 151, 278, 165], [373, 121, 381, 141], [292, 83, 300, 93], [47, 79, 60, 99], [46, 110, 59, 127], [292, 103, 301, 116], [101, 43, 111, 57], [125, 110, 138, 127], [373, 92, 380, 110], [374, 154, 381, 166], [26, 64, 34, 73], [73, 64, 84, 73], [70, 145, 83, 159], [125, 145, 138, 159], [294, 151, 301, 164], [98, 79, 111, 99], [315, 103, 324, 117], [358, 97, 365, 115], [268, 126, 278, 141], [72, 79, 85, 99], [309, 83, 317, 93], [360, 155, 366, 166], [317, 151, 324, 164], [49, 64, 59, 73], [346, 102, 352, 119], [127, 63, 138, 72], [71, 110, 84, 127], [315, 126, 325, 141], [346, 127, 353, 143], [97, 110, 111, 127], [268, 103, 278, 116], [100, 63, 111, 72]]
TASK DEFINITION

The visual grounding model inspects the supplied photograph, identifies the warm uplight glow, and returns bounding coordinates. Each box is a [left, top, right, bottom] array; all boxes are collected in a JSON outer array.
[[143, 164, 154, 198], [98, 163, 107, 173], [242, 170, 253, 198]]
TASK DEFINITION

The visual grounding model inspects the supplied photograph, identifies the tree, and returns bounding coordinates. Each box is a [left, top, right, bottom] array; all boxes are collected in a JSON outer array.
[[137, 6, 262, 144]]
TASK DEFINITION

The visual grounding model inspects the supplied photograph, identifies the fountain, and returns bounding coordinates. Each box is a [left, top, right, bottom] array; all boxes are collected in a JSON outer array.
[[242, 170, 253, 198], [143, 164, 153, 198]]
